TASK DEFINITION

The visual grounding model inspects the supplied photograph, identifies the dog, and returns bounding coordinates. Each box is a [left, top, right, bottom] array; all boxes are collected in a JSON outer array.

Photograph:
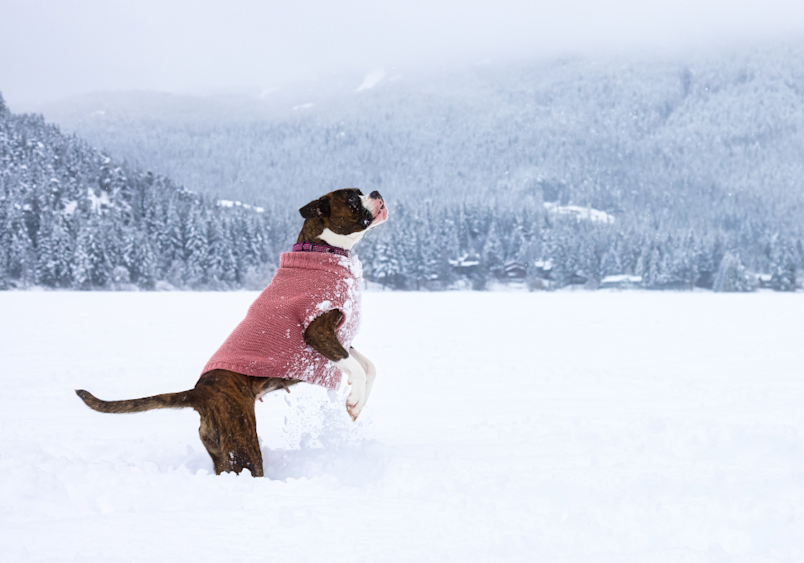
[[76, 189, 388, 477]]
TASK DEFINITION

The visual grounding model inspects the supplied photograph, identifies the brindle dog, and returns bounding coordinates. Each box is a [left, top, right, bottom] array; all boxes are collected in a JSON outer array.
[[76, 189, 387, 477]]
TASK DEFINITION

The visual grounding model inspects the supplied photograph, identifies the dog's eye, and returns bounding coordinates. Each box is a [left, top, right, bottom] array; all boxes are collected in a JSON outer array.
[[348, 194, 358, 204]]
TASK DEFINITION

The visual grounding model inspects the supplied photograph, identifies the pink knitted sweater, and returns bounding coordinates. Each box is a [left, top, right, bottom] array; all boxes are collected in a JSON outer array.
[[202, 251, 362, 389]]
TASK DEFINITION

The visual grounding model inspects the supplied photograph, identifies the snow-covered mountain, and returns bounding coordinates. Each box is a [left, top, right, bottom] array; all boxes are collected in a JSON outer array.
[[35, 44, 804, 229], [0, 94, 289, 290], [3, 42, 803, 291]]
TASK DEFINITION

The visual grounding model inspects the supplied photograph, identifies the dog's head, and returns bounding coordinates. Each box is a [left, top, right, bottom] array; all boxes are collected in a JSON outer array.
[[297, 189, 388, 250]]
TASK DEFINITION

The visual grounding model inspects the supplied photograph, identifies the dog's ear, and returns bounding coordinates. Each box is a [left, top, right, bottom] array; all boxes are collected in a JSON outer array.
[[299, 196, 331, 219]]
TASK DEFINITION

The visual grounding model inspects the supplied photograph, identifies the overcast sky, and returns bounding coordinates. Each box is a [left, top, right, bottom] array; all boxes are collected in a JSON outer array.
[[1, 0, 803, 108]]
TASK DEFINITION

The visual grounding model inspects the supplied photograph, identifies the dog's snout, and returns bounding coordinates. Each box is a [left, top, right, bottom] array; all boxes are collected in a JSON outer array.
[[369, 190, 382, 200]]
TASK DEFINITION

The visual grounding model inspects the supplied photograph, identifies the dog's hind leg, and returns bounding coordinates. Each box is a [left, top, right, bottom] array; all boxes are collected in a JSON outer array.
[[197, 404, 264, 477], [193, 370, 265, 476]]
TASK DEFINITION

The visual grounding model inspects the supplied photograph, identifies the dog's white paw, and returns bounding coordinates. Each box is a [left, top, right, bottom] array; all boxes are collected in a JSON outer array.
[[349, 347, 377, 401], [336, 355, 367, 421], [345, 380, 367, 421]]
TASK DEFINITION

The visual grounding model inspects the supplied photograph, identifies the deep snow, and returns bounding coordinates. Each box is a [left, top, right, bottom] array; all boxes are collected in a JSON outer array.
[[1, 291, 803, 562]]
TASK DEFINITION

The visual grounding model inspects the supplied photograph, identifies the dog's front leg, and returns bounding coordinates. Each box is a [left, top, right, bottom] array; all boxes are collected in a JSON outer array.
[[349, 347, 377, 402], [336, 355, 368, 421], [304, 310, 367, 421]]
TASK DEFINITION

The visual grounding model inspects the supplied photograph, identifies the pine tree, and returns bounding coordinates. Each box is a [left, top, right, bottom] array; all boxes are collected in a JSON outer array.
[[72, 223, 92, 290], [644, 247, 662, 288], [600, 246, 622, 277], [577, 235, 601, 286], [8, 220, 35, 287], [163, 201, 185, 266], [694, 237, 715, 288], [36, 212, 73, 287], [120, 227, 139, 283], [633, 243, 650, 283], [371, 232, 401, 289], [713, 252, 755, 292], [481, 221, 505, 281], [185, 209, 209, 288], [0, 234, 8, 289], [207, 217, 238, 288], [674, 231, 699, 289], [136, 233, 157, 289], [71, 215, 113, 288], [34, 212, 55, 286], [769, 236, 797, 291]]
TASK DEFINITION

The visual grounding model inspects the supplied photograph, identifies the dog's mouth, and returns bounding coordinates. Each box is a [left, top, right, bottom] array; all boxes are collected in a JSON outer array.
[[373, 202, 388, 226], [362, 195, 388, 228]]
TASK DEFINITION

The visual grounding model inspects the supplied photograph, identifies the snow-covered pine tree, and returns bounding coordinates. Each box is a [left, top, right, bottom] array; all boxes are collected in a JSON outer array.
[[185, 208, 209, 288], [769, 236, 797, 291], [694, 236, 715, 288], [481, 220, 505, 280], [713, 251, 755, 292], [161, 201, 185, 270], [577, 234, 602, 287], [8, 217, 35, 287], [119, 226, 139, 284], [0, 254, 7, 290], [644, 246, 662, 288], [135, 233, 157, 289], [71, 220, 92, 290], [600, 245, 622, 277], [207, 216, 238, 289], [35, 212, 73, 287], [436, 218, 461, 287], [674, 231, 700, 289], [371, 231, 401, 289]]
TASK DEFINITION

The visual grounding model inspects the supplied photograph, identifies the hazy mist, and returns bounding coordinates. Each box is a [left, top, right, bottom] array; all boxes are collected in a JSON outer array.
[[2, 0, 804, 108]]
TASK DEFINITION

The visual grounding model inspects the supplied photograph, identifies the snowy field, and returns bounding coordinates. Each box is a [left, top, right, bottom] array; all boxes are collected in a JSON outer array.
[[1, 290, 803, 562]]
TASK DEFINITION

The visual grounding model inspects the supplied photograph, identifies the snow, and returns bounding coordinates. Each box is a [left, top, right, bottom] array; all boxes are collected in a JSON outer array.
[[259, 87, 279, 98], [449, 256, 480, 268], [62, 200, 78, 215], [292, 102, 314, 111], [356, 70, 385, 92], [217, 199, 265, 213], [601, 275, 643, 284], [544, 201, 616, 224], [600, 275, 644, 290], [87, 187, 110, 212], [1, 291, 803, 561]]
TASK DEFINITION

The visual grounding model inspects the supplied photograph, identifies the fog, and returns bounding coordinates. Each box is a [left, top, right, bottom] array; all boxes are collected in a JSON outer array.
[[2, 0, 804, 107]]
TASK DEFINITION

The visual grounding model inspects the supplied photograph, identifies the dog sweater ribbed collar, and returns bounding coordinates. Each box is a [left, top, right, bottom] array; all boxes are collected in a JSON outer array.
[[292, 241, 350, 257]]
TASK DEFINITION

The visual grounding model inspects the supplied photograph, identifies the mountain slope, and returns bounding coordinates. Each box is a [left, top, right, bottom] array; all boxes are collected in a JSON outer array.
[[38, 44, 804, 228], [0, 94, 289, 290]]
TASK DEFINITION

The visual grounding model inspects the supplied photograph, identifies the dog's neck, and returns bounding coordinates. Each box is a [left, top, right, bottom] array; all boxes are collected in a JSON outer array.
[[317, 228, 365, 251], [297, 223, 366, 252]]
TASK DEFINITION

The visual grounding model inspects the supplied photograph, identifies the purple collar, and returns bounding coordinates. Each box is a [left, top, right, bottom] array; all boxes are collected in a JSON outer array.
[[292, 241, 350, 257]]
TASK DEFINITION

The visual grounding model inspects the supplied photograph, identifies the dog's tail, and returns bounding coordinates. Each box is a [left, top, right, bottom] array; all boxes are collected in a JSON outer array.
[[75, 389, 194, 413]]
